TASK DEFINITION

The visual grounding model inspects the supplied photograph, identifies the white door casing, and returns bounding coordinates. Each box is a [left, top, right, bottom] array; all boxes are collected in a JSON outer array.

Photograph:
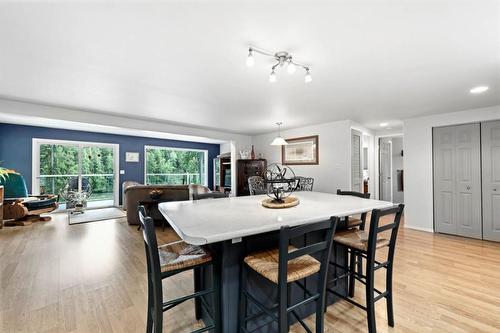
[[379, 138, 392, 202]]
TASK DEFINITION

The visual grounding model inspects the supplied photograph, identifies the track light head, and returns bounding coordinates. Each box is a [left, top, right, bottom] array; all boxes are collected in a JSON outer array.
[[246, 49, 255, 67], [304, 70, 312, 83], [269, 70, 277, 83]]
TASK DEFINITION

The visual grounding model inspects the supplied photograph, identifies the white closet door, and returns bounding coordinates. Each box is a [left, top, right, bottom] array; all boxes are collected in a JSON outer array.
[[454, 124, 482, 238], [482, 120, 500, 242], [433, 126, 457, 235], [433, 124, 482, 238]]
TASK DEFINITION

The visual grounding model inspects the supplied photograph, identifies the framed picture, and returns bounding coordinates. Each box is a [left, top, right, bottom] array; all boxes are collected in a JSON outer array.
[[125, 152, 140, 162], [282, 135, 319, 165]]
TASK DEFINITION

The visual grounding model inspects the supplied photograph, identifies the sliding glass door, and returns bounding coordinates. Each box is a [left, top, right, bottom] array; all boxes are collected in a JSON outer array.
[[33, 139, 119, 208], [80, 145, 116, 206]]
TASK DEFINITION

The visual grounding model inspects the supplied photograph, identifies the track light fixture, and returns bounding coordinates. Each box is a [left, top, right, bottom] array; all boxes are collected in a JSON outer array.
[[246, 46, 312, 83]]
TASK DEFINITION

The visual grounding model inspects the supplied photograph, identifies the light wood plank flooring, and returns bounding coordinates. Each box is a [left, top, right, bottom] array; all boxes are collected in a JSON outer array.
[[1, 212, 499, 332]]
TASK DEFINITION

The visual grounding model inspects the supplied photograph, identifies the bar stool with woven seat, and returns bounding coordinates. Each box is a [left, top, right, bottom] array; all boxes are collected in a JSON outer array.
[[238, 217, 339, 333], [331, 189, 371, 292], [336, 189, 370, 229], [138, 206, 221, 333], [327, 204, 404, 333]]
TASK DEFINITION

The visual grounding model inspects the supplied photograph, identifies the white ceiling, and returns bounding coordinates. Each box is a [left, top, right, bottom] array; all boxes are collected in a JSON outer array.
[[0, 1, 498, 135]]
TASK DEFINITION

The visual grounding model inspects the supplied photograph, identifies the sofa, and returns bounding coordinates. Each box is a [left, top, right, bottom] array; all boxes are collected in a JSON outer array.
[[122, 182, 212, 225]]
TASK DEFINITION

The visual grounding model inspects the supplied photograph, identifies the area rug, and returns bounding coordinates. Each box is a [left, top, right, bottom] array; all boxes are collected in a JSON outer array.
[[68, 207, 126, 225]]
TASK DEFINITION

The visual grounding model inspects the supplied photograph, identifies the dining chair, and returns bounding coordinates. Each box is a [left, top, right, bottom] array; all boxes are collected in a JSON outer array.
[[238, 217, 339, 333], [336, 189, 371, 229], [327, 204, 405, 333], [248, 176, 267, 195], [138, 206, 221, 333], [295, 177, 314, 191]]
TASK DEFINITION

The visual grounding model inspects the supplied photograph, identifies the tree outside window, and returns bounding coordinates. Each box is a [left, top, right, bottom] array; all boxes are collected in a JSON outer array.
[[145, 147, 207, 186]]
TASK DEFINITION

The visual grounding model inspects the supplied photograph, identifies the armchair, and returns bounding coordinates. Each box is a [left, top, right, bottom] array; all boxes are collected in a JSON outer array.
[[0, 171, 58, 226]]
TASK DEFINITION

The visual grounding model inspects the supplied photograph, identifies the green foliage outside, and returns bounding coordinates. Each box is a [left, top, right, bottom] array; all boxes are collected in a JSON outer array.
[[39, 144, 114, 201], [145, 148, 205, 185], [37, 145, 206, 201]]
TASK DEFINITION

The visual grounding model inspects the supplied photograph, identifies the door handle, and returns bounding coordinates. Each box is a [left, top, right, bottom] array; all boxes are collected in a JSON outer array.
[[466, 185, 471, 190]]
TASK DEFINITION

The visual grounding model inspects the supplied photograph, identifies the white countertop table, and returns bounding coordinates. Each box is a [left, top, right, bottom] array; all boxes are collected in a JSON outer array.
[[158, 191, 394, 245]]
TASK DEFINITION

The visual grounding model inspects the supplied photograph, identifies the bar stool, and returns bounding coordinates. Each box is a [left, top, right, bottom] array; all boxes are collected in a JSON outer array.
[[336, 189, 370, 229], [138, 206, 221, 333], [327, 204, 404, 333], [335, 189, 371, 281], [238, 217, 339, 333]]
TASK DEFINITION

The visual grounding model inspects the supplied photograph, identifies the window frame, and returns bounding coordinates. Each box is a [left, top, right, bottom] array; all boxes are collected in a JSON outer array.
[[32, 138, 120, 207], [143, 145, 209, 186]]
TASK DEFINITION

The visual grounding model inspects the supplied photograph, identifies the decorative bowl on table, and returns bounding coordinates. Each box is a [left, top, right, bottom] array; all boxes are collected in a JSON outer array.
[[261, 163, 299, 208]]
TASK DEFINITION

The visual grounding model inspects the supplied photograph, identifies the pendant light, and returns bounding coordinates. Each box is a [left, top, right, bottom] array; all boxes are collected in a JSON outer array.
[[270, 122, 288, 146]]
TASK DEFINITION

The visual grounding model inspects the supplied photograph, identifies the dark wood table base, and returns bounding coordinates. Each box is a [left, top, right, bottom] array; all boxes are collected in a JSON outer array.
[[196, 229, 348, 332]]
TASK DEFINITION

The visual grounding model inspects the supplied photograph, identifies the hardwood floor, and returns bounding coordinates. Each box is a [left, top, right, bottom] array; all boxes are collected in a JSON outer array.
[[1, 212, 499, 332]]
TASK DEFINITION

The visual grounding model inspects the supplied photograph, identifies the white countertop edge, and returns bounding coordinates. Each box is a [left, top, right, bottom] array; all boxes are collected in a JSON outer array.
[[160, 205, 208, 246], [159, 199, 395, 245]]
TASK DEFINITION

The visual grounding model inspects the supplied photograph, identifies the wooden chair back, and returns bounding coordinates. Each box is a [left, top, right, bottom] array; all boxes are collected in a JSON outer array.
[[336, 189, 371, 229], [138, 205, 164, 331], [296, 177, 314, 191], [366, 204, 405, 263], [248, 176, 267, 195], [278, 217, 339, 292]]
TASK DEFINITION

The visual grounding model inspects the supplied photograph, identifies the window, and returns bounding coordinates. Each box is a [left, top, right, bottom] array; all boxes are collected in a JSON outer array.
[[33, 138, 119, 207], [145, 146, 208, 186]]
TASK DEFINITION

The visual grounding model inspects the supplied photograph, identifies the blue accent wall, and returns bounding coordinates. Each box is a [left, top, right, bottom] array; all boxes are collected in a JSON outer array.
[[0, 123, 219, 203]]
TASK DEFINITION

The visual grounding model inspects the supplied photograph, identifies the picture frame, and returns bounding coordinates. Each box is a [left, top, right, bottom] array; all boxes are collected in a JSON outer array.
[[282, 135, 319, 165], [125, 152, 140, 162]]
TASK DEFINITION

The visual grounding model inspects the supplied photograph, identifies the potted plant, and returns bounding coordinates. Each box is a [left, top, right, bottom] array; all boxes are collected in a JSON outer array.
[[0, 165, 8, 182]]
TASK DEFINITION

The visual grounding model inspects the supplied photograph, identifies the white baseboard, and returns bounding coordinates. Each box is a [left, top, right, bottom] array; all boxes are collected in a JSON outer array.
[[404, 224, 434, 233]]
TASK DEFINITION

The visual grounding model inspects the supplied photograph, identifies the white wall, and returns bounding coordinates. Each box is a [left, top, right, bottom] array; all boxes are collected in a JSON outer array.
[[219, 142, 231, 154], [251, 120, 352, 193], [404, 105, 500, 232]]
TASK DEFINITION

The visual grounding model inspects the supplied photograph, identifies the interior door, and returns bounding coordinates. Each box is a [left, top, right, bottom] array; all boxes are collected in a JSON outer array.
[[351, 130, 362, 192], [379, 138, 392, 201], [433, 124, 482, 238], [482, 120, 500, 241]]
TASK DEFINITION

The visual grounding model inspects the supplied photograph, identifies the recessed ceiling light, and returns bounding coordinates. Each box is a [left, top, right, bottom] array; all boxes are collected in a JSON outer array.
[[470, 86, 489, 94], [379, 122, 389, 127]]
